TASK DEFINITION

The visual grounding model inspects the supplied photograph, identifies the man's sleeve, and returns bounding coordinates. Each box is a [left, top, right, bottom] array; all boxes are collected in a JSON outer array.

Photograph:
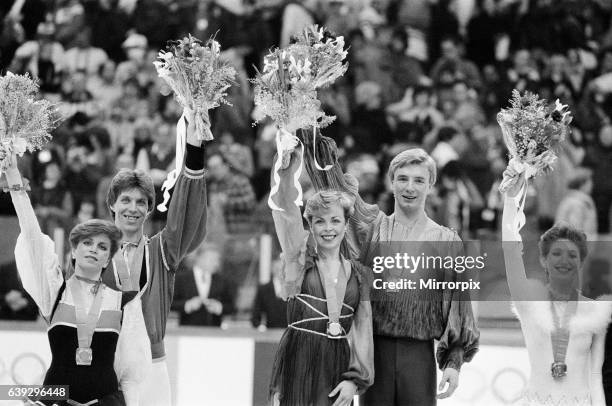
[[160, 143, 208, 271], [436, 231, 479, 370]]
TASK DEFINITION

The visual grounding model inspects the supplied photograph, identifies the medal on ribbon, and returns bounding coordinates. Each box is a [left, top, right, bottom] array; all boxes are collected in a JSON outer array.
[[70, 276, 105, 367], [75, 347, 93, 366], [550, 361, 567, 379], [327, 321, 342, 337], [549, 297, 577, 379], [320, 259, 349, 339]]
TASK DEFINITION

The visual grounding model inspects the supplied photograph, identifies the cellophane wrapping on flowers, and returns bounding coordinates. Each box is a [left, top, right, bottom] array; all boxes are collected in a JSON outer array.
[[498, 89, 573, 193], [0, 72, 59, 171], [153, 34, 236, 141], [251, 25, 348, 134]]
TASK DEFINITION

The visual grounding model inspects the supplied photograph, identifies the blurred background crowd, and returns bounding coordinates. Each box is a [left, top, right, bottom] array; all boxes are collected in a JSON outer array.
[[1, 0, 612, 326]]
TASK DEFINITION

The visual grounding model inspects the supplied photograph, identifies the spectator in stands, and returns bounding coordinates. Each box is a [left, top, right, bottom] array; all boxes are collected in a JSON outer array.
[[0, 261, 38, 321], [556, 167, 598, 240], [430, 126, 466, 170], [387, 28, 424, 102], [584, 124, 612, 234], [503, 49, 540, 94], [466, 0, 505, 69], [212, 49, 254, 146], [387, 85, 443, 145], [88, 60, 122, 115], [347, 81, 393, 155], [110, 76, 149, 122], [31, 159, 73, 235], [430, 35, 482, 90], [9, 21, 64, 93], [534, 141, 578, 231], [96, 152, 135, 220], [135, 119, 175, 233], [65, 143, 105, 215], [53, 0, 86, 47], [86, 0, 131, 63], [59, 70, 99, 118], [346, 154, 383, 205], [206, 149, 257, 234], [62, 27, 109, 77], [115, 32, 150, 89], [172, 242, 236, 327], [451, 80, 485, 134], [76, 199, 96, 223], [280, 0, 317, 47], [251, 257, 287, 329], [319, 85, 351, 148], [323, 0, 359, 37], [434, 160, 484, 238]]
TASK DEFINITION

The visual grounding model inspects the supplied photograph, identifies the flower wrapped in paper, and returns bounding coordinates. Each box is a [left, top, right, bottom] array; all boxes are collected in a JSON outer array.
[[153, 34, 236, 211], [498, 90, 572, 232], [154, 34, 236, 141], [252, 25, 348, 211], [0, 72, 59, 173]]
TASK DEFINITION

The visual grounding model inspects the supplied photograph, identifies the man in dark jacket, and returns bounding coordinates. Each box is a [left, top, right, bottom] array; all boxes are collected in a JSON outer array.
[[251, 258, 287, 329], [172, 242, 235, 326], [0, 261, 38, 320]]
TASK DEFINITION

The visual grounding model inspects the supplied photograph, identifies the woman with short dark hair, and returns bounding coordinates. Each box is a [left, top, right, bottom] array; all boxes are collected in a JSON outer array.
[[1, 148, 150, 406]]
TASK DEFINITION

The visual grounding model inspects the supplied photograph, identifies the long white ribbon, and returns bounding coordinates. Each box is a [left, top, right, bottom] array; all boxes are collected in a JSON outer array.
[[157, 111, 187, 212], [268, 129, 304, 211], [312, 125, 333, 171], [505, 158, 533, 236], [513, 178, 528, 235]]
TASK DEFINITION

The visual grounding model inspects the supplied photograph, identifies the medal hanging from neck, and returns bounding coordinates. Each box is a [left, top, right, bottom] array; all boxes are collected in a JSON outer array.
[[113, 238, 145, 291], [70, 276, 105, 366], [549, 297, 577, 379], [320, 259, 349, 338]]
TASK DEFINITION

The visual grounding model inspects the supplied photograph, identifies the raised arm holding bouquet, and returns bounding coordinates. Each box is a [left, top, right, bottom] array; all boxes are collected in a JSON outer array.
[[251, 25, 348, 211], [153, 34, 236, 211], [498, 90, 573, 237], [0, 72, 58, 176]]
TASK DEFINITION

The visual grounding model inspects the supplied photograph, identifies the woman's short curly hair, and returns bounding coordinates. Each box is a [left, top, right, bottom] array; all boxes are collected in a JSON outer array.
[[539, 222, 588, 261], [69, 219, 122, 259], [303, 190, 355, 226]]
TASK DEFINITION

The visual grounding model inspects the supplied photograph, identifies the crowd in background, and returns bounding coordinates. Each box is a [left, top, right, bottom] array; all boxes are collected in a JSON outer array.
[[2, 0, 612, 324]]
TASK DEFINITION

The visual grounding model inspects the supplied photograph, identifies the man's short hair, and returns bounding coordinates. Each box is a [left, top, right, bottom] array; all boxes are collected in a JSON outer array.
[[387, 148, 437, 186], [106, 169, 155, 215]]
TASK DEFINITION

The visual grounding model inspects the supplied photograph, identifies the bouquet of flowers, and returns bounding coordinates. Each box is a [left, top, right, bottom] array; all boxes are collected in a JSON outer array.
[[252, 26, 347, 134], [0, 72, 59, 173], [153, 34, 236, 212], [295, 25, 348, 88], [252, 25, 348, 210], [153, 34, 236, 141], [498, 90, 572, 194]]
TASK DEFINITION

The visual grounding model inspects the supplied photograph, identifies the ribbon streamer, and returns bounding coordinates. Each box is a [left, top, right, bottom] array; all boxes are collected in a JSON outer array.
[[268, 129, 304, 211], [312, 125, 333, 171], [157, 110, 188, 212], [504, 158, 532, 236]]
